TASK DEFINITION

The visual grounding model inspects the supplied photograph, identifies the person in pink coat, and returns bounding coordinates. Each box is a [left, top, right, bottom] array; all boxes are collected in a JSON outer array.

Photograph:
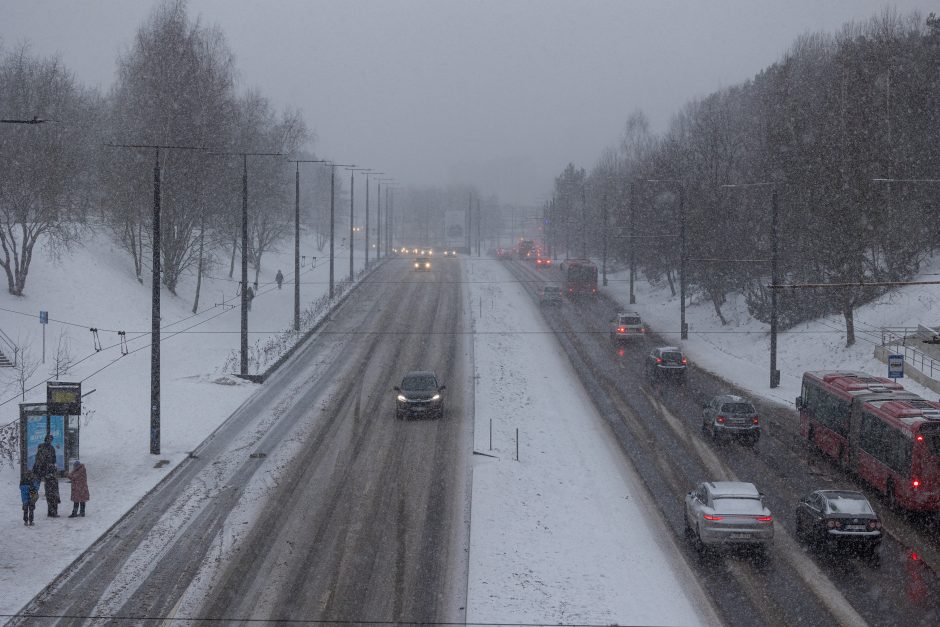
[[67, 460, 89, 517]]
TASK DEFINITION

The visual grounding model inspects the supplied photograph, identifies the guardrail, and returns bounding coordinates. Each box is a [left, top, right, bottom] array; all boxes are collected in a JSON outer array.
[[879, 326, 940, 381]]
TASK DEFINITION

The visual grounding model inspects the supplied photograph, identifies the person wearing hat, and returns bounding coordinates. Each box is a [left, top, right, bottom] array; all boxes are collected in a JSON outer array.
[[32, 434, 60, 518], [67, 459, 89, 518]]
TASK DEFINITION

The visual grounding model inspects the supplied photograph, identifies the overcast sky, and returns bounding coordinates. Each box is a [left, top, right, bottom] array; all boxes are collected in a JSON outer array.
[[2, 0, 935, 204]]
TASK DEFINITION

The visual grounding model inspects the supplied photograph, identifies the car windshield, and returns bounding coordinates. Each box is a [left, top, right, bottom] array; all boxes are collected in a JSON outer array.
[[402, 375, 437, 391], [661, 352, 683, 363], [825, 494, 874, 515], [620, 316, 641, 325], [721, 403, 755, 414], [712, 496, 764, 515], [544, 287, 560, 294]]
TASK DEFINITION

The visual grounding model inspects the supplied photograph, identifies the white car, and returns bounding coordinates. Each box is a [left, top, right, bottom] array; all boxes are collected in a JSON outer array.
[[685, 481, 773, 553], [610, 312, 646, 341]]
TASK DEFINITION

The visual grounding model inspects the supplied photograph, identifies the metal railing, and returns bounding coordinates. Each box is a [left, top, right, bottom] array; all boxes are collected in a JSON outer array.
[[880, 326, 940, 380], [0, 328, 17, 367]]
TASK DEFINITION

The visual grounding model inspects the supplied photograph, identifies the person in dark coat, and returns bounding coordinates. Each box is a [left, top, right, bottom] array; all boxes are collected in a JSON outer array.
[[246, 285, 254, 311], [67, 460, 89, 517], [19, 471, 40, 526], [275, 270, 284, 289], [32, 434, 60, 517]]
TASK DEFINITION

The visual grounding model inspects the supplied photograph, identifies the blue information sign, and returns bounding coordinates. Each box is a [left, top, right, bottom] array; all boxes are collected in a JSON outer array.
[[39, 310, 48, 324], [888, 354, 904, 379]]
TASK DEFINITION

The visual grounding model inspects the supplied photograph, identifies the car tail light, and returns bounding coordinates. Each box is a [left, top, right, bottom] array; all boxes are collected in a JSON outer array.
[[703, 514, 723, 521], [655, 357, 663, 364], [755, 515, 773, 522], [716, 416, 726, 424], [618, 327, 626, 333], [868, 520, 881, 530], [916, 434, 924, 442], [641, 327, 646, 333], [752, 416, 760, 425], [681, 357, 688, 365], [826, 519, 842, 529], [912, 478, 921, 489]]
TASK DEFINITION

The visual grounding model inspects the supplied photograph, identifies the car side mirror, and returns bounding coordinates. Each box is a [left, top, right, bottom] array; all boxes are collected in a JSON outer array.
[[393, 386, 401, 392]]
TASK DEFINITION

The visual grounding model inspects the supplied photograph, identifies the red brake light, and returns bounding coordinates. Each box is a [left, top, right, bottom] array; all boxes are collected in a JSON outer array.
[[703, 514, 723, 521], [912, 479, 921, 489], [752, 416, 760, 425], [716, 416, 726, 424], [868, 520, 881, 530], [911, 551, 920, 561], [656, 357, 663, 363], [916, 434, 924, 442], [826, 519, 842, 529], [755, 516, 773, 522], [681, 357, 688, 365], [618, 327, 626, 333]]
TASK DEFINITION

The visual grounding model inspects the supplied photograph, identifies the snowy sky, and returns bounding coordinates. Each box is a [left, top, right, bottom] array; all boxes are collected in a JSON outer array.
[[2, 0, 935, 204]]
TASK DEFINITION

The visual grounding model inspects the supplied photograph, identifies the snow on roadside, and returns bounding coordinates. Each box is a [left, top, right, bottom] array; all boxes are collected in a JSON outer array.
[[601, 257, 940, 409], [465, 257, 708, 626], [0, 230, 372, 620]]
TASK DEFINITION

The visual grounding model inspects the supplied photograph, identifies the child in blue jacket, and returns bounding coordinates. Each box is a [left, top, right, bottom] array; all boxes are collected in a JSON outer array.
[[19, 471, 39, 526]]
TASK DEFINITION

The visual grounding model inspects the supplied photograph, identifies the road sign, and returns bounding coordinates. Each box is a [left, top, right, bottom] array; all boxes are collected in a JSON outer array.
[[888, 354, 904, 379], [39, 310, 48, 324]]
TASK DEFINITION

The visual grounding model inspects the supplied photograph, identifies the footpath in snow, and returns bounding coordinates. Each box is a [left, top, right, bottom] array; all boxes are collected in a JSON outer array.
[[601, 259, 940, 409], [0, 231, 371, 620], [465, 257, 713, 626]]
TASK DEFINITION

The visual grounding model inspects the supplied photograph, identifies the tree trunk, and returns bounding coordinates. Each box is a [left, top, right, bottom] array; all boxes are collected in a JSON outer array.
[[665, 269, 676, 297], [712, 293, 728, 325], [137, 222, 144, 283], [843, 303, 855, 347], [192, 216, 206, 314]]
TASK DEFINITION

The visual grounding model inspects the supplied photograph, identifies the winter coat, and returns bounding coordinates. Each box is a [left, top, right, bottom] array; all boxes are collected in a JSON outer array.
[[68, 463, 90, 502], [43, 475, 60, 505], [33, 442, 57, 478], [20, 479, 39, 506]]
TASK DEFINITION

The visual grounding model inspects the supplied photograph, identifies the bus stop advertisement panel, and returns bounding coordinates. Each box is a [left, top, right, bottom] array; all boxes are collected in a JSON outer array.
[[20, 404, 66, 477]]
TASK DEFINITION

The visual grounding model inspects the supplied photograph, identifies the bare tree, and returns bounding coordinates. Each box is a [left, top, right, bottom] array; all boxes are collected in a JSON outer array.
[[48, 330, 74, 380]]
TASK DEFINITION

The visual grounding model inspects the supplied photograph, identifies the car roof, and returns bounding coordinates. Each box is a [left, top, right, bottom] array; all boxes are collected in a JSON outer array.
[[706, 481, 760, 497], [816, 490, 868, 501], [618, 311, 641, 317], [403, 370, 436, 379], [713, 394, 751, 404]]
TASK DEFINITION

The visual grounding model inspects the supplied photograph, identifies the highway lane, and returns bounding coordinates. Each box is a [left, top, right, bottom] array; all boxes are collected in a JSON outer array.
[[12, 256, 472, 625], [505, 258, 940, 627]]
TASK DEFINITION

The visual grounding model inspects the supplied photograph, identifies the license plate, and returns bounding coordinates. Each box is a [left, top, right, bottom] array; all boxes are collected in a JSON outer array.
[[729, 533, 750, 540], [846, 525, 865, 531]]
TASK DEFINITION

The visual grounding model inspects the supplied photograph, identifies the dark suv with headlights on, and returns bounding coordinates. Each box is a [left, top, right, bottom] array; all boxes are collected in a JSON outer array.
[[702, 394, 760, 445], [795, 490, 882, 557], [394, 371, 445, 419], [645, 346, 688, 383], [413, 257, 431, 271]]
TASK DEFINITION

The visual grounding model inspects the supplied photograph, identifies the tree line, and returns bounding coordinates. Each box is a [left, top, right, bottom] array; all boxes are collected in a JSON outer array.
[[0, 0, 344, 309], [550, 10, 940, 346]]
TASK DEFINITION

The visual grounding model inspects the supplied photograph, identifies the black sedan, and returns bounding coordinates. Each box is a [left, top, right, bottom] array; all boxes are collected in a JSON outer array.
[[795, 490, 882, 556], [394, 371, 445, 419]]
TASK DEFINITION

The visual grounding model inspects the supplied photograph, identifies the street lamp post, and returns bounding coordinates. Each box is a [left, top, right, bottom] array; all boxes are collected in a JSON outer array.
[[629, 181, 637, 304], [326, 162, 356, 297], [287, 159, 330, 332], [347, 167, 369, 281], [106, 142, 204, 455], [365, 172, 384, 266], [374, 177, 393, 259]]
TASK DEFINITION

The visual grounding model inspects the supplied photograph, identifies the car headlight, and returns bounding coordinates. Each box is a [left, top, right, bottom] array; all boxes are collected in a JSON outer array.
[[431, 393, 441, 401], [397, 394, 407, 402]]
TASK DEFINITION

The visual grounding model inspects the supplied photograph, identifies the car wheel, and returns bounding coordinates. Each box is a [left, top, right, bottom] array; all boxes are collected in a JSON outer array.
[[396, 409, 404, 421], [695, 525, 708, 554]]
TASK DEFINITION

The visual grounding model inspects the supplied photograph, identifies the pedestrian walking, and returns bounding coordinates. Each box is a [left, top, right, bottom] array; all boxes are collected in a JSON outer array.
[[67, 459, 89, 518], [246, 285, 254, 311], [32, 434, 60, 517], [19, 471, 39, 526], [275, 270, 284, 289]]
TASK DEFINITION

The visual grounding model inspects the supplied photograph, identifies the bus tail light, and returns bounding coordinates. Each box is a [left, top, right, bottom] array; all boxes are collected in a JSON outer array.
[[617, 327, 626, 333], [912, 478, 921, 489]]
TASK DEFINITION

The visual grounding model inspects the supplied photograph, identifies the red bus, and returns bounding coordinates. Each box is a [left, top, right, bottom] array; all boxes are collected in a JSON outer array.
[[798, 371, 940, 511], [564, 259, 597, 297]]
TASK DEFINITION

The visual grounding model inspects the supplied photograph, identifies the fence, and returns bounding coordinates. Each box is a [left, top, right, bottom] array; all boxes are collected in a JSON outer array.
[[879, 326, 940, 381]]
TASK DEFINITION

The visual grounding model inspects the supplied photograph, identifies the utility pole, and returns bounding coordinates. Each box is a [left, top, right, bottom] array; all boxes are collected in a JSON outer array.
[[467, 192, 472, 253], [348, 167, 368, 281], [385, 185, 391, 255], [629, 182, 636, 304], [364, 172, 383, 266], [679, 185, 687, 340], [326, 162, 355, 297], [106, 142, 203, 455], [287, 159, 329, 331], [602, 190, 608, 286], [581, 181, 587, 258], [477, 198, 482, 256], [770, 186, 780, 388]]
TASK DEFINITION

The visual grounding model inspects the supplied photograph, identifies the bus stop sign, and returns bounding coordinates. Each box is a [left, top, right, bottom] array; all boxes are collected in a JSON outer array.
[[888, 354, 904, 379]]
